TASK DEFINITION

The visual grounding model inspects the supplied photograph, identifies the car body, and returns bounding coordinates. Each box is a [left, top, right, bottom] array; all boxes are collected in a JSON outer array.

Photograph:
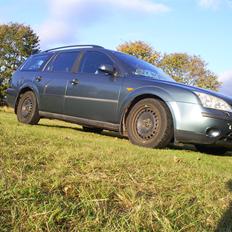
[[6, 45, 232, 154]]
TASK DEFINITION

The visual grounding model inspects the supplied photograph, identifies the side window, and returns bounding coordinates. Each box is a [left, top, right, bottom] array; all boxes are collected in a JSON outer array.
[[47, 52, 80, 72], [21, 54, 50, 71], [80, 51, 113, 74]]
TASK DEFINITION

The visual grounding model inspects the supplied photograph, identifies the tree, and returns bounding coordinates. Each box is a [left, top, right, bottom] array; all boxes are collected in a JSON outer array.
[[159, 53, 221, 91], [117, 41, 221, 91], [117, 41, 160, 66], [0, 23, 39, 103]]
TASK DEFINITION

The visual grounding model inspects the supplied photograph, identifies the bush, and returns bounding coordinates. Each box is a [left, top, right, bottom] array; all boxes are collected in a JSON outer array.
[[0, 77, 9, 106]]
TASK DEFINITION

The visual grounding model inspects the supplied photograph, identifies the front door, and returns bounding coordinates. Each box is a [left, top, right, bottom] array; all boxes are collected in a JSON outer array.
[[64, 51, 123, 123]]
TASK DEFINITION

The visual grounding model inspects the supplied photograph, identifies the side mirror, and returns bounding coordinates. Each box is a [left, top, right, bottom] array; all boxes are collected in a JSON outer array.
[[98, 64, 116, 76]]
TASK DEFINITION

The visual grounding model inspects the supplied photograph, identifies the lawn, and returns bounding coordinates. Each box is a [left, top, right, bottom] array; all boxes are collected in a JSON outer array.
[[0, 108, 232, 231]]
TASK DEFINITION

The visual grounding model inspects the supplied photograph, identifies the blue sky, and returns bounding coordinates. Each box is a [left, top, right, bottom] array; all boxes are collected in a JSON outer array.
[[0, 0, 231, 94]]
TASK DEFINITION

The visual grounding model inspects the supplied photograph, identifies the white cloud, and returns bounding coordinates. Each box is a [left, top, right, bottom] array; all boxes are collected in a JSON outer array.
[[198, 0, 232, 9], [107, 0, 170, 13], [37, 0, 170, 48], [219, 70, 232, 96], [198, 0, 221, 9], [228, 0, 232, 7]]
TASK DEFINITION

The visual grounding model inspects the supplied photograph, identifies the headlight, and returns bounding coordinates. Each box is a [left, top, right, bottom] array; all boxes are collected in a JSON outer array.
[[195, 92, 232, 112]]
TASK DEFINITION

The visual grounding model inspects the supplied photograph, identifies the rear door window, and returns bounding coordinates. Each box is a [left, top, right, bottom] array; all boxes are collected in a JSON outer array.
[[47, 51, 80, 72], [21, 54, 50, 71], [80, 51, 113, 74]]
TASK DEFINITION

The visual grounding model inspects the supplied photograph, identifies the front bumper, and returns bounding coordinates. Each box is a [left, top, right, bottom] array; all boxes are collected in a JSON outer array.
[[175, 129, 232, 148], [168, 101, 232, 148]]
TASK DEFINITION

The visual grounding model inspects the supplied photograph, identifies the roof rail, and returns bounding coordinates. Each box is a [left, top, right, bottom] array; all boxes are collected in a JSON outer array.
[[43, 44, 104, 52]]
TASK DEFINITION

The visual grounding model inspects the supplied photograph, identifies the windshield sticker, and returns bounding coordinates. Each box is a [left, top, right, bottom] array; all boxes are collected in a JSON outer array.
[[135, 68, 161, 79]]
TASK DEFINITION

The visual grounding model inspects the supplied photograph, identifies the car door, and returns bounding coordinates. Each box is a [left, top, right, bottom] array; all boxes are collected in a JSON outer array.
[[64, 50, 123, 123], [18, 53, 58, 112], [36, 51, 80, 114]]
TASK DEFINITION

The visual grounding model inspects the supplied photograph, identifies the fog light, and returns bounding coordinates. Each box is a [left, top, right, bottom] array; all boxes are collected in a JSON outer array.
[[206, 128, 221, 138]]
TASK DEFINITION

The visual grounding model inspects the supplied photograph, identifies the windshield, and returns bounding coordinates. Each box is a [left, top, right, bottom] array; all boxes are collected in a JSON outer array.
[[114, 51, 174, 82]]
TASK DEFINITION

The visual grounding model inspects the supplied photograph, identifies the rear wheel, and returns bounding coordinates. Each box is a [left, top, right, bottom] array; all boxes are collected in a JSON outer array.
[[16, 91, 40, 125], [82, 126, 103, 133], [195, 145, 228, 155], [126, 98, 173, 148]]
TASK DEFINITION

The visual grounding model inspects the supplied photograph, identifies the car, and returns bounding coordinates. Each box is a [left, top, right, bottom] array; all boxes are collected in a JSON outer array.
[[6, 44, 232, 155]]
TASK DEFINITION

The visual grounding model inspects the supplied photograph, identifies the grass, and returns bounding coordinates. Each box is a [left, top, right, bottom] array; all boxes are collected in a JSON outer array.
[[0, 108, 232, 231]]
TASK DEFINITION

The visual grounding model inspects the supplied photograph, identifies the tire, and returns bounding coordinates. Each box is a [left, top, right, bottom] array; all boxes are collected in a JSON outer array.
[[126, 98, 173, 148], [195, 145, 228, 155], [82, 126, 103, 133], [16, 91, 40, 125]]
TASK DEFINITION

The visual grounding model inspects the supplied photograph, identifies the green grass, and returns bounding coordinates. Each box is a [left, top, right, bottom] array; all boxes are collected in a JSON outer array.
[[0, 108, 232, 231]]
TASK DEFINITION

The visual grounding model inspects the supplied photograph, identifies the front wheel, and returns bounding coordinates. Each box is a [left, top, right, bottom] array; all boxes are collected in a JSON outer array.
[[16, 91, 40, 125], [126, 98, 173, 148], [195, 145, 228, 155]]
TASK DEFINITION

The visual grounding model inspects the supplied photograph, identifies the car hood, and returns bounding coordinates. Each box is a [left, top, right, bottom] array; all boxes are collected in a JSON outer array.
[[170, 81, 232, 104], [144, 77, 232, 105]]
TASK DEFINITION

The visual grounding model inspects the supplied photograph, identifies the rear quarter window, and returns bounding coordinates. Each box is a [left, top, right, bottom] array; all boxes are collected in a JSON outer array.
[[21, 54, 51, 71]]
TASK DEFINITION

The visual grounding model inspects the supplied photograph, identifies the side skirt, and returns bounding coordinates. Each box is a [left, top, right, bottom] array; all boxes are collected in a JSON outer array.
[[39, 111, 120, 131]]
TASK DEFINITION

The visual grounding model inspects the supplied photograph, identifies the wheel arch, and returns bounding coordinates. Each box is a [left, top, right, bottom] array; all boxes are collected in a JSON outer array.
[[15, 84, 39, 114]]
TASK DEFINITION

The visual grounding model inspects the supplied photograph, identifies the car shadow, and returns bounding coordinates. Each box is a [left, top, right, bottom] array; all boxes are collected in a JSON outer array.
[[38, 122, 232, 155], [38, 123, 83, 132], [38, 122, 125, 139], [215, 180, 232, 232], [169, 144, 232, 156]]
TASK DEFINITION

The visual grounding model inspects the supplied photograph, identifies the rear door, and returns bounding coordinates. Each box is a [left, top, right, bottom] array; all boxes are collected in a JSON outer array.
[[36, 51, 80, 114], [19, 53, 52, 109], [64, 50, 123, 123]]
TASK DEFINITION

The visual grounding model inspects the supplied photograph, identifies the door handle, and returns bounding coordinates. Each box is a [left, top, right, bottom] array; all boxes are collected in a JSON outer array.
[[35, 76, 43, 82], [71, 79, 79, 85]]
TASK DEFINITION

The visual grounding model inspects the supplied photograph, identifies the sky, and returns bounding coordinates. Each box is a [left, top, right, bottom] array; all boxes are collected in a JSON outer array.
[[0, 0, 231, 95]]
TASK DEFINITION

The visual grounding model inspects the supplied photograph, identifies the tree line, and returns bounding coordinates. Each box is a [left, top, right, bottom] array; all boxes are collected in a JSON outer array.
[[117, 41, 220, 90], [0, 23, 220, 104]]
